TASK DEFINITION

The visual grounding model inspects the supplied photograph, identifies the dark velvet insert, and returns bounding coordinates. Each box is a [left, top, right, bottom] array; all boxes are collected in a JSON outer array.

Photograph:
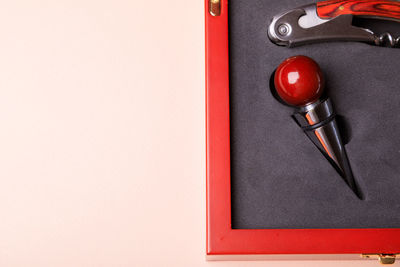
[[229, 0, 400, 229]]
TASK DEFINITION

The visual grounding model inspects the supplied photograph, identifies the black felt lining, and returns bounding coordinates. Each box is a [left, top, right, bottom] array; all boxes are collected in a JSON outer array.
[[229, 0, 400, 229]]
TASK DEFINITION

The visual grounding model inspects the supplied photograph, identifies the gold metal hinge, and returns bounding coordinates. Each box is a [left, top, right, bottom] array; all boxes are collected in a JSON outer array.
[[209, 0, 221, 16], [362, 254, 398, 265]]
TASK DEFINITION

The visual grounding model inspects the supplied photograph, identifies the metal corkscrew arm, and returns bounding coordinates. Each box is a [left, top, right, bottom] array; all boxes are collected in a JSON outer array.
[[268, 0, 400, 48]]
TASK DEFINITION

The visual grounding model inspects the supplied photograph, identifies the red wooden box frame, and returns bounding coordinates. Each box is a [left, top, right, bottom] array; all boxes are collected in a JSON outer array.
[[205, 0, 400, 259]]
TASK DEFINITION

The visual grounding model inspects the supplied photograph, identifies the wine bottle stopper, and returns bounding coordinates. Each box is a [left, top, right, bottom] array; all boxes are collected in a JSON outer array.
[[273, 55, 363, 199]]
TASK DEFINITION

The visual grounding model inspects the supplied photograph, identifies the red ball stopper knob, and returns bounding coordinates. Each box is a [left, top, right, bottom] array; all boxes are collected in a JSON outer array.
[[274, 55, 324, 106]]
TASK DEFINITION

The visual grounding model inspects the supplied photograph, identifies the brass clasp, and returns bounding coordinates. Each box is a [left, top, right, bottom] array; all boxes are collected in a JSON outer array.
[[209, 0, 221, 16], [362, 254, 397, 265]]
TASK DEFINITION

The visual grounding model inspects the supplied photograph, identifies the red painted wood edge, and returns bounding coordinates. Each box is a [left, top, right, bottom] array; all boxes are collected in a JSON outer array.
[[205, 0, 232, 255], [317, 0, 400, 20], [205, 0, 400, 256]]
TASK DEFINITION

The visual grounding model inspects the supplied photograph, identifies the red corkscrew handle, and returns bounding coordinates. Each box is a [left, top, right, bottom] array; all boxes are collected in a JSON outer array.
[[317, 0, 400, 21]]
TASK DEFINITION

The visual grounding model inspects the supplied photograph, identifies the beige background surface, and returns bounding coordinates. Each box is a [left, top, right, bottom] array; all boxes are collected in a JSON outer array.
[[0, 1, 395, 266]]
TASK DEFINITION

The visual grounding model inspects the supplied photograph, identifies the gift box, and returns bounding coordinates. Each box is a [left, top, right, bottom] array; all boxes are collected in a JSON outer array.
[[205, 0, 400, 263]]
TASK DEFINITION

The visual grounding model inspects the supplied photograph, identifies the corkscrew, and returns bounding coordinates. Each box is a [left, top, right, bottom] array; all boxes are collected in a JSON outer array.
[[268, 0, 400, 48], [376, 32, 400, 47]]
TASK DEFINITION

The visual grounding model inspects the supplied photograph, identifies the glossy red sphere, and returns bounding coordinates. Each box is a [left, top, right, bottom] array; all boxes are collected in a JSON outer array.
[[274, 55, 324, 106]]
